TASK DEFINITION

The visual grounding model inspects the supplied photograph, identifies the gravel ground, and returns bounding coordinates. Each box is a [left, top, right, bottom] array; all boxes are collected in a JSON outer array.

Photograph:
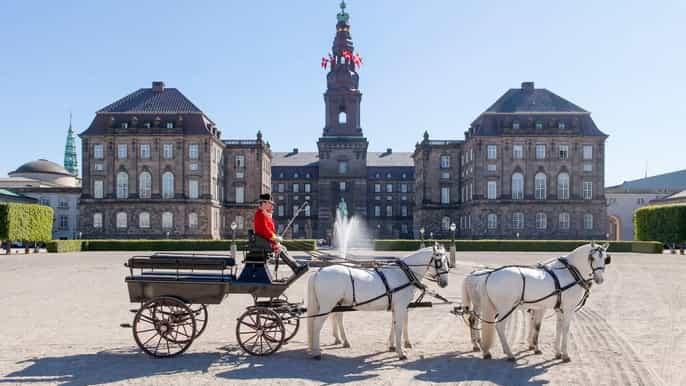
[[0, 250, 683, 385]]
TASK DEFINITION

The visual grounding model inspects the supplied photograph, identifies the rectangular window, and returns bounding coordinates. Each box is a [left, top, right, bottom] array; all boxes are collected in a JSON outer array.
[[386, 184, 393, 193], [338, 161, 348, 174], [487, 164, 496, 172], [189, 144, 199, 160], [117, 144, 128, 159], [559, 213, 570, 230], [583, 145, 593, 160], [166, 121, 174, 129], [401, 224, 408, 234], [293, 223, 299, 234], [189, 180, 199, 199], [93, 213, 103, 228], [163, 144, 173, 159], [235, 155, 245, 178], [386, 205, 393, 217], [583, 181, 593, 200], [584, 214, 594, 230], [535, 144, 546, 160], [304, 183, 311, 193], [440, 155, 450, 169], [513, 144, 523, 160], [293, 183, 299, 193], [59, 215, 69, 230], [40, 198, 50, 206], [94, 180, 104, 199], [401, 205, 408, 217], [536, 213, 547, 230], [583, 163, 593, 172], [441, 172, 450, 180], [278, 205, 284, 217], [93, 144, 104, 159], [278, 184, 284, 193], [339, 181, 346, 192], [400, 183, 408, 193], [190, 163, 199, 171], [441, 187, 450, 204], [235, 186, 245, 203], [374, 183, 381, 193], [304, 205, 311, 217], [94, 163, 104, 171], [487, 214, 497, 230], [293, 206, 299, 216], [512, 213, 524, 230], [487, 181, 497, 200], [487, 145, 497, 160], [140, 144, 151, 159], [558, 144, 569, 160], [374, 206, 381, 217]]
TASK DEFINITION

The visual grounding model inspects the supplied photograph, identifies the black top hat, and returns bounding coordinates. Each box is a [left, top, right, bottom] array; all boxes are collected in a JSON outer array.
[[258, 193, 275, 204]]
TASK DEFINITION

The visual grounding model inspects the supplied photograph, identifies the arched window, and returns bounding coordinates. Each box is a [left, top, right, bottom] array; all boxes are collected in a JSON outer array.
[[559, 212, 570, 230], [557, 172, 570, 200], [116, 212, 127, 229], [116, 172, 128, 199], [512, 212, 524, 230], [512, 172, 524, 200], [535, 172, 547, 200], [93, 213, 103, 228], [338, 111, 347, 124], [139, 212, 150, 228], [188, 212, 198, 229], [162, 212, 173, 229], [584, 214, 594, 230], [536, 212, 547, 229], [487, 213, 498, 230], [441, 216, 451, 231], [162, 172, 174, 199], [139, 171, 152, 199]]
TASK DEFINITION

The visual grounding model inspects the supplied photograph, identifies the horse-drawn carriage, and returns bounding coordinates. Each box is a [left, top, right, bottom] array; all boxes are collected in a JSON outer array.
[[121, 231, 308, 357]]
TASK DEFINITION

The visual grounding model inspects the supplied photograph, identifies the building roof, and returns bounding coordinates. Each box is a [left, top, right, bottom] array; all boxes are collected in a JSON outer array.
[[10, 159, 73, 177], [367, 152, 413, 167], [272, 152, 319, 167], [0, 189, 37, 203], [271, 150, 414, 168], [606, 169, 686, 194], [484, 82, 587, 113], [98, 85, 202, 113]]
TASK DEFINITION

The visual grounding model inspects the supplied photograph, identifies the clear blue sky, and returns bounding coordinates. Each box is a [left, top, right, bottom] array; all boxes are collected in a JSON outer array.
[[1, 0, 683, 186]]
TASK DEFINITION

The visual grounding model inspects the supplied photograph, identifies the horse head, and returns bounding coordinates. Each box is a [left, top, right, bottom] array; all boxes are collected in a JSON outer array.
[[574, 242, 610, 284], [428, 243, 450, 288]]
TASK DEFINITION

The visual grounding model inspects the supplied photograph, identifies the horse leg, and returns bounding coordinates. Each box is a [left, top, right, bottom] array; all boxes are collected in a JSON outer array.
[[403, 317, 412, 349], [337, 313, 350, 348], [388, 309, 396, 351], [558, 312, 573, 362], [554, 310, 563, 360], [470, 300, 482, 351], [394, 307, 408, 360], [527, 309, 543, 354], [330, 314, 341, 345], [495, 318, 515, 361], [310, 315, 328, 359]]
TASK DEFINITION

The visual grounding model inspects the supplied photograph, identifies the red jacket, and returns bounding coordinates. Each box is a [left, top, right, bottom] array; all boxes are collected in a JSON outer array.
[[254, 209, 278, 251]]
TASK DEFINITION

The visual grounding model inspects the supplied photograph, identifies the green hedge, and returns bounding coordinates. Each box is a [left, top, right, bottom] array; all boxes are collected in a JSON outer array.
[[374, 239, 663, 254], [635, 204, 686, 244], [0, 203, 53, 242], [46, 239, 318, 253]]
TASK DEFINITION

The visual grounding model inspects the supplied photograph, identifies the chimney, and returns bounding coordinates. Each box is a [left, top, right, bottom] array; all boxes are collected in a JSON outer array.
[[152, 81, 165, 93], [292, 148, 299, 154], [521, 81, 534, 93], [386, 148, 393, 155]]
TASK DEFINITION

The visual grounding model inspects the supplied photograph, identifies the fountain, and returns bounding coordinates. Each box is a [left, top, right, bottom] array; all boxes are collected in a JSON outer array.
[[332, 198, 373, 259]]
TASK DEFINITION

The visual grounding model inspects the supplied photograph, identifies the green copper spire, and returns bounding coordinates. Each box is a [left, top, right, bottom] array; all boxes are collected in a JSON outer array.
[[63, 112, 78, 176], [337, 0, 349, 23]]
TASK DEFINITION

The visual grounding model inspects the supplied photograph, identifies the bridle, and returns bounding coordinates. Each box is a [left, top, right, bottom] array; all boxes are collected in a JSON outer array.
[[425, 249, 450, 283], [588, 246, 611, 276]]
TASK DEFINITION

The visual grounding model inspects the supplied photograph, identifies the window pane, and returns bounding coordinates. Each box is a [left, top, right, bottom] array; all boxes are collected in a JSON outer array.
[[236, 186, 245, 203]]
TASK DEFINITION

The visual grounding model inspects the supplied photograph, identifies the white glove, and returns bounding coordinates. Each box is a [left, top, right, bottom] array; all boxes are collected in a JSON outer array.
[[274, 235, 284, 243]]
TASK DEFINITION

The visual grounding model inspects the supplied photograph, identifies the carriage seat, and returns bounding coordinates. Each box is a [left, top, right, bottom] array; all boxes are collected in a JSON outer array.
[[247, 230, 273, 254]]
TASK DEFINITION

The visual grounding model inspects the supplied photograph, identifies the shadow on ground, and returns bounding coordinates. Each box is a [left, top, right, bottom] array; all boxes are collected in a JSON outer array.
[[3, 346, 554, 385]]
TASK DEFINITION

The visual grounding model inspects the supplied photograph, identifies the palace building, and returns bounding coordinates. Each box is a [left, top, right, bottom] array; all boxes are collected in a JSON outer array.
[[77, 2, 608, 240]]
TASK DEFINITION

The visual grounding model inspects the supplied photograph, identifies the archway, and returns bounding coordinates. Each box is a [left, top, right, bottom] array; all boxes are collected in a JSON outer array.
[[608, 215, 621, 240]]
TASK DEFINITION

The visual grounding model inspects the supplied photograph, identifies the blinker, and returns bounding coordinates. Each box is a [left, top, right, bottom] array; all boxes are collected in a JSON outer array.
[[604, 256, 611, 265]]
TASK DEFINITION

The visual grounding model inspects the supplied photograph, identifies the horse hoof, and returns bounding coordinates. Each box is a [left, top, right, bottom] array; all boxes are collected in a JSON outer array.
[[483, 353, 492, 360], [312, 355, 322, 361], [333, 340, 341, 345], [404, 343, 413, 349], [473, 346, 480, 352], [506, 356, 516, 362], [388, 346, 395, 352], [528, 345, 536, 351], [555, 353, 562, 360], [562, 356, 571, 363], [534, 349, 542, 355], [342, 343, 350, 348], [398, 355, 407, 361]]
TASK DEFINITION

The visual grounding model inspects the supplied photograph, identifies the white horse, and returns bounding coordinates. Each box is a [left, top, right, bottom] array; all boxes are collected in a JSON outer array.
[[472, 243, 610, 362], [307, 245, 450, 360]]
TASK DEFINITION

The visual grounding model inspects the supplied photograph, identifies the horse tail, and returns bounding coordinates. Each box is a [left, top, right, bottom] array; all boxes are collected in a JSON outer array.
[[479, 278, 497, 353], [306, 271, 319, 350], [462, 275, 472, 311]]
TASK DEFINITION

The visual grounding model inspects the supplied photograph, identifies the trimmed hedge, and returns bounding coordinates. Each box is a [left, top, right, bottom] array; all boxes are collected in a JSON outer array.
[[0, 203, 53, 242], [374, 239, 663, 254], [635, 204, 686, 244], [46, 239, 318, 253]]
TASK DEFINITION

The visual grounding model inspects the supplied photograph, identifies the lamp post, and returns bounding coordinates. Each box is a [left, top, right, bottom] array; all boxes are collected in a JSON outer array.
[[449, 222, 456, 267], [230, 221, 238, 259], [376, 223, 382, 239], [516, 232, 520, 240], [165, 231, 170, 240], [419, 227, 425, 249]]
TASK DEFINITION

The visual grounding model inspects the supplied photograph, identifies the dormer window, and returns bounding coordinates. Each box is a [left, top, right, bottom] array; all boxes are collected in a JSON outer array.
[[166, 121, 174, 129], [143, 122, 151, 129], [294, 172, 299, 179], [386, 173, 392, 179], [558, 121, 566, 129], [338, 111, 347, 125], [535, 121, 544, 129], [121, 122, 128, 129], [512, 120, 520, 129]]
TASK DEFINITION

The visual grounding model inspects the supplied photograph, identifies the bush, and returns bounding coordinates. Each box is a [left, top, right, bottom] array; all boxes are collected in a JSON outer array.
[[374, 239, 663, 254], [0, 203, 53, 242], [45, 239, 318, 253], [635, 204, 686, 244]]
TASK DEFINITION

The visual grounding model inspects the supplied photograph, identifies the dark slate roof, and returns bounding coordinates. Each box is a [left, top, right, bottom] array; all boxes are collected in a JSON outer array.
[[606, 169, 686, 194], [484, 82, 587, 113], [271, 152, 319, 167], [367, 152, 414, 167], [0, 189, 37, 203], [10, 159, 72, 176], [98, 88, 202, 113]]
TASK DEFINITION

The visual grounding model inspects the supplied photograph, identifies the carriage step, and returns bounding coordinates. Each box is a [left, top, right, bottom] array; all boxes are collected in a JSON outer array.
[[120, 323, 132, 328]]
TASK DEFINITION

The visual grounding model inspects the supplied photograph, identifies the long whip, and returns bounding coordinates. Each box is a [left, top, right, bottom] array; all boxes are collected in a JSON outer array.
[[279, 201, 310, 238]]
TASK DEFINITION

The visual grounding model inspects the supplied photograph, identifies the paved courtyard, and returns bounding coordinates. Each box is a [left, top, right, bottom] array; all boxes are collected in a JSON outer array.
[[1, 249, 684, 385]]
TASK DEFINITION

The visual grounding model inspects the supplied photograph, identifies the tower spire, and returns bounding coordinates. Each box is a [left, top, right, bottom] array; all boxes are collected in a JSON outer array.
[[64, 112, 79, 176]]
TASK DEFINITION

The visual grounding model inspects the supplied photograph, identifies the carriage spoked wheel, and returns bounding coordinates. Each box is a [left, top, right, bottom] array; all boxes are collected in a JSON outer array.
[[133, 296, 197, 357], [236, 307, 285, 356], [278, 310, 300, 342], [157, 303, 208, 344]]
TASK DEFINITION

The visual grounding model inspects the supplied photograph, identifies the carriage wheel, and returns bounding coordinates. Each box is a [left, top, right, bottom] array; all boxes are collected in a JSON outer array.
[[159, 304, 208, 344], [279, 311, 300, 342], [132, 296, 197, 358], [236, 307, 285, 356]]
